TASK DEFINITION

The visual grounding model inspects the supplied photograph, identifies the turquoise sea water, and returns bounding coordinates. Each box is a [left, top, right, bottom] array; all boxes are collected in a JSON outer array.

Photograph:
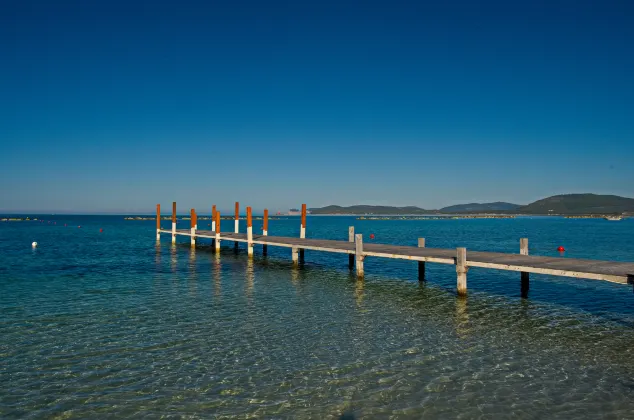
[[1, 215, 634, 418]]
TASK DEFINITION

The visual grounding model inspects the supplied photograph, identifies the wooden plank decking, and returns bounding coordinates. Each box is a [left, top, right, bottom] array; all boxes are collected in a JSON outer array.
[[159, 228, 634, 286]]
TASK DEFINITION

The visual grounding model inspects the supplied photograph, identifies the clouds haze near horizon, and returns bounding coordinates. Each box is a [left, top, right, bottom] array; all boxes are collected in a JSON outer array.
[[1, 0, 633, 214]]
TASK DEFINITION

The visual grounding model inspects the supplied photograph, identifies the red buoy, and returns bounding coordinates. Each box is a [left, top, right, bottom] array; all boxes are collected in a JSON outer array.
[[370, 234, 375, 239], [557, 246, 565, 252], [99, 228, 103, 232]]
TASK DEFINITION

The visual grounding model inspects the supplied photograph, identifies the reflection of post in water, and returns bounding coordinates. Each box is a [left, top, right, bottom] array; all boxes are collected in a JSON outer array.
[[290, 263, 300, 287], [155, 241, 161, 268], [170, 243, 178, 274], [245, 257, 254, 299], [188, 246, 198, 296], [454, 297, 470, 338], [354, 278, 364, 307], [213, 253, 222, 297]]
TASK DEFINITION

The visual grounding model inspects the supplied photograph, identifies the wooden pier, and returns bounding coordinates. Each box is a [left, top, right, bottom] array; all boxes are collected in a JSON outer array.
[[156, 202, 634, 296]]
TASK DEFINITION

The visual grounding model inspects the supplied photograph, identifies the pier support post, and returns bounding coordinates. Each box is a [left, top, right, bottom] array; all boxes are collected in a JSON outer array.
[[348, 226, 355, 269], [520, 238, 529, 298], [355, 234, 364, 278], [299, 204, 306, 262], [171, 201, 176, 244], [156, 204, 161, 241], [215, 211, 221, 253], [247, 206, 253, 256], [456, 247, 467, 296], [234, 202, 239, 251], [211, 205, 216, 248], [263, 209, 269, 256], [292, 246, 299, 265], [190, 209, 196, 246], [418, 238, 426, 281]]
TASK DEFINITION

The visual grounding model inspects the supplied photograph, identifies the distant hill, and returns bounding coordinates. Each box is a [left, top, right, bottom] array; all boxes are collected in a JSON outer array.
[[440, 202, 521, 213], [310, 194, 634, 215], [309, 205, 436, 215], [518, 194, 634, 215]]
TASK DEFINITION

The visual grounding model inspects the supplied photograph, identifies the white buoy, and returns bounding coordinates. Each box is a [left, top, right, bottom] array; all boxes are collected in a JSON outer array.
[[32, 242, 37, 248]]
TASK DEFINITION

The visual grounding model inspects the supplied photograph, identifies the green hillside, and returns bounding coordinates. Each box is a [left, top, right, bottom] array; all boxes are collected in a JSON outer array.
[[518, 194, 634, 214]]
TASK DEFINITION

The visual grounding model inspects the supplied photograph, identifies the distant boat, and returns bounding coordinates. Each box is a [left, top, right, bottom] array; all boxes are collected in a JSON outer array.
[[604, 216, 622, 221]]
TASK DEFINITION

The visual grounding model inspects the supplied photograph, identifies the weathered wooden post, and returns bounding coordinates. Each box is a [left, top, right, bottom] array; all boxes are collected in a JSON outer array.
[[299, 204, 306, 262], [355, 234, 364, 278], [212, 205, 216, 232], [171, 201, 176, 244], [456, 247, 467, 296], [190, 209, 196, 246], [520, 238, 529, 298], [156, 204, 161, 241], [262, 209, 269, 256], [215, 211, 221, 253], [292, 246, 299, 265], [247, 206, 253, 256], [418, 238, 426, 281], [234, 202, 240, 251], [348, 226, 354, 269]]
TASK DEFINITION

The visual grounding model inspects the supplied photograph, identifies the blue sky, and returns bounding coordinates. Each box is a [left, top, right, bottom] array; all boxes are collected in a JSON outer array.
[[1, 0, 633, 214]]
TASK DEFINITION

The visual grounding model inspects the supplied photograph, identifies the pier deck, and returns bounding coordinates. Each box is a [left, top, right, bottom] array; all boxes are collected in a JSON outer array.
[[156, 202, 634, 296], [159, 229, 634, 285]]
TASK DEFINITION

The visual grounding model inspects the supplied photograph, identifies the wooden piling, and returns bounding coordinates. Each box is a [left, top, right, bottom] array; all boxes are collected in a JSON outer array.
[[355, 234, 364, 278], [292, 246, 299, 265], [247, 206, 253, 256], [299, 204, 306, 262], [418, 238, 426, 281], [215, 211, 221, 253], [234, 202, 239, 251], [190, 209, 196, 246], [348, 226, 354, 269], [456, 247, 467, 296], [520, 238, 529, 298], [171, 201, 176, 244], [156, 204, 161, 241], [263, 209, 269, 256], [212, 205, 216, 232]]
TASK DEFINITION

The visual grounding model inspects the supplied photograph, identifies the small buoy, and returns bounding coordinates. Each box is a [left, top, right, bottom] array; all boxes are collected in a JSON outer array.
[[557, 246, 565, 252], [99, 228, 103, 232], [32, 242, 37, 248], [370, 234, 375, 239], [78, 226, 81, 228]]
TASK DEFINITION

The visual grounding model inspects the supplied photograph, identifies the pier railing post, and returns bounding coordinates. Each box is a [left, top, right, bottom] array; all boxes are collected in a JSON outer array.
[[299, 204, 306, 262], [247, 206, 253, 256], [520, 238, 529, 298], [156, 204, 161, 241], [190, 209, 196, 246], [171, 201, 176, 244], [418, 238, 425, 281], [355, 234, 364, 278], [234, 202, 239, 251], [456, 247, 467, 296], [348, 226, 354, 269], [263, 209, 269, 256], [215, 211, 221, 253]]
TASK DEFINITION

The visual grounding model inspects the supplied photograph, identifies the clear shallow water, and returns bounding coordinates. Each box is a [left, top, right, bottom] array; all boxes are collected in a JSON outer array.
[[1, 215, 634, 418]]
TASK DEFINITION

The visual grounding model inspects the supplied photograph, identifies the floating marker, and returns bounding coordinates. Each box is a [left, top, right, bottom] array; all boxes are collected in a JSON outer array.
[[370, 234, 375, 239], [32, 242, 37, 248], [99, 228, 103, 232], [557, 246, 565, 252]]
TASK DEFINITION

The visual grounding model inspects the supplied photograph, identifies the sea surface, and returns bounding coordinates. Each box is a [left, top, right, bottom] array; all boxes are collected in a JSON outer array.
[[1, 215, 633, 419]]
